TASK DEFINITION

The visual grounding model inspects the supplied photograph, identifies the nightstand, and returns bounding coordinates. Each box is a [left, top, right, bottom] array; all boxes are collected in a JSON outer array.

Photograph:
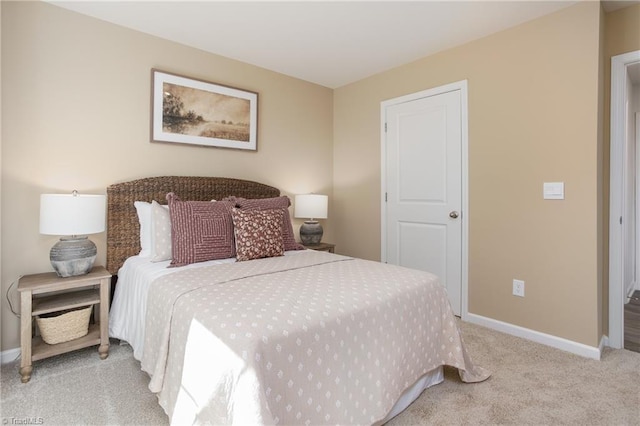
[[302, 242, 335, 253], [17, 266, 111, 383]]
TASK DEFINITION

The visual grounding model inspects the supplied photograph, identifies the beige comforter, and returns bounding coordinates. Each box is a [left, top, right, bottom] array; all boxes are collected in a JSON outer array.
[[141, 251, 489, 425]]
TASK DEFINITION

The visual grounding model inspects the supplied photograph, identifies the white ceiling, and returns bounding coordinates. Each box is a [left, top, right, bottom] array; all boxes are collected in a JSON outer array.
[[49, 1, 635, 88]]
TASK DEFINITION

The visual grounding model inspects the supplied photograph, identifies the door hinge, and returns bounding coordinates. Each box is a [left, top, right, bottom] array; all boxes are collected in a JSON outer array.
[[620, 216, 623, 225], [384, 123, 387, 133], [385, 192, 388, 202]]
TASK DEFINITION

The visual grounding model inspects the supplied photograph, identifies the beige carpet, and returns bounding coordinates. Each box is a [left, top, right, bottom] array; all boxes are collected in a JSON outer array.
[[389, 321, 640, 425], [1, 320, 639, 425]]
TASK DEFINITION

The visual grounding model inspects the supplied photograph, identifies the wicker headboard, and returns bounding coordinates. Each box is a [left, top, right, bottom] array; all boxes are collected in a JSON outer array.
[[106, 176, 280, 274]]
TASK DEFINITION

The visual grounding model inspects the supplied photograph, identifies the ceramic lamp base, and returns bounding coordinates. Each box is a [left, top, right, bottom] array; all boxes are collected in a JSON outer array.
[[300, 220, 323, 245], [50, 236, 96, 278]]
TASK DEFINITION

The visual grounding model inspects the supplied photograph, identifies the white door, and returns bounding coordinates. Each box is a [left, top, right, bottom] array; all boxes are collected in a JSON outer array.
[[382, 84, 465, 315]]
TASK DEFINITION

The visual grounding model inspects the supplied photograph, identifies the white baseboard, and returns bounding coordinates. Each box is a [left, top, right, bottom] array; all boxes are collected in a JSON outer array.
[[465, 313, 602, 360], [600, 335, 609, 353], [1, 347, 21, 365]]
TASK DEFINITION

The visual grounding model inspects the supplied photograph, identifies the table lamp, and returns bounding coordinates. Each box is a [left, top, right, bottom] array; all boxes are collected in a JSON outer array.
[[40, 191, 106, 277], [294, 194, 328, 245]]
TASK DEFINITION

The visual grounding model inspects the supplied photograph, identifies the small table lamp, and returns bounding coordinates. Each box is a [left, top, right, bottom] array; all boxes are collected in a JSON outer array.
[[40, 191, 106, 277], [294, 194, 328, 245]]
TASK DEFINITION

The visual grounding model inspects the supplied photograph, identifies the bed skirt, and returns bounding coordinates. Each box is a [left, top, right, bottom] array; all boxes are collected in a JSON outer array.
[[379, 366, 444, 424]]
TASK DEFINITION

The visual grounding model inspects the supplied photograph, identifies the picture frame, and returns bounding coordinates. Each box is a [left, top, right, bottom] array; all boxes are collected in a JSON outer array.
[[151, 69, 258, 150]]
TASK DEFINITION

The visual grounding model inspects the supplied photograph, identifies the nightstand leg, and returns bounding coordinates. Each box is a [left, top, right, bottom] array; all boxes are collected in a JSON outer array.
[[98, 344, 109, 360], [20, 290, 33, 383], [19, 366, 32, 383], [98, 277, 110, 360]]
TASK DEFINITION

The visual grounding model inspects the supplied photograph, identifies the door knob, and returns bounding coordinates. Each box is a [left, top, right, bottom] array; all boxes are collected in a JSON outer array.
[[449, 211, 459, 219]]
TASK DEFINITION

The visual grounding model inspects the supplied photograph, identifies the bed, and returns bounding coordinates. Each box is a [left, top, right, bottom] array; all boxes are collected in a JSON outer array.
[[107, 176, 489, 425]]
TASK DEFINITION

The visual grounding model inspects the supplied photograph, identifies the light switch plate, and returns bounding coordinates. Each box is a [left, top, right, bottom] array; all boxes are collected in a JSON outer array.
[[543, 182, 564, 200]]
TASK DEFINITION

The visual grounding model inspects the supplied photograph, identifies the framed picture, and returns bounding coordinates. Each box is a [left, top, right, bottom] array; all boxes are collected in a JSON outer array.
[[151, 69, 258, 150]]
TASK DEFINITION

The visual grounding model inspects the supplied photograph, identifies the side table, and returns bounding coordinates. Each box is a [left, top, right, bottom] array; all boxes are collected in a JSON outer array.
[[17, 266, 111, 383], [302, 242, 335, 253]]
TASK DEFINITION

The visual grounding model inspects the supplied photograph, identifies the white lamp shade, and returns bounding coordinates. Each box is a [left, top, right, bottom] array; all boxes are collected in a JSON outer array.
[[40, 193, 106, 236], [294, 194, 328, 220]]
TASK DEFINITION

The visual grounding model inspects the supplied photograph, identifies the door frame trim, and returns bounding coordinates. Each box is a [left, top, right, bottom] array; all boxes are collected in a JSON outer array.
[[609, 50, 640, 348], [380, 80, 469, 319]]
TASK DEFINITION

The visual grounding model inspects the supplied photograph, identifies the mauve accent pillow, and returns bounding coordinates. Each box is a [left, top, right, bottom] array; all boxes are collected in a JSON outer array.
[[233, 196, 304, 251], [167, 193, 236, 267], [232, 208, 285, 261]]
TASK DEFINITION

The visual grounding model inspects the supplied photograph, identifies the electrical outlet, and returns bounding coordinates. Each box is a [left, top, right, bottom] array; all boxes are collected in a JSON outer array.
[[513, 279, 525, 297]]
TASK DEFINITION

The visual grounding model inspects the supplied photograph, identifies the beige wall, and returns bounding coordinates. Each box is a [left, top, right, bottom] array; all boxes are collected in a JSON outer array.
[[596, 1, 605, 347], [0, 1, 334, 352], [333, 2, 603, 346], [602, 3, 640, 335], [604, 3, 640, 58]]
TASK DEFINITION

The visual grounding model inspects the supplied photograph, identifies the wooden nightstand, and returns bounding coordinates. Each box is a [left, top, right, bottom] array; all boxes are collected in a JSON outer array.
[[302, 242, 335, 253], [17, 266, 111, 383]]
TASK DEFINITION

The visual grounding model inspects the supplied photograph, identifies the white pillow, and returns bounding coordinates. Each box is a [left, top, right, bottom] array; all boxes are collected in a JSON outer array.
[[150, 200, 172, 262], [134, 201, 152, 257]]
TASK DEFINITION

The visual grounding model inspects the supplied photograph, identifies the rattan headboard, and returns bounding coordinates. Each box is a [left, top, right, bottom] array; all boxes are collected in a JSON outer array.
[[106, 176, 280, 274]]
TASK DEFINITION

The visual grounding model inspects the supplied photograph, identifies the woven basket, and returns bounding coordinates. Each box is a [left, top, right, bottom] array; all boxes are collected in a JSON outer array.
[[36, 306, 92, 345]]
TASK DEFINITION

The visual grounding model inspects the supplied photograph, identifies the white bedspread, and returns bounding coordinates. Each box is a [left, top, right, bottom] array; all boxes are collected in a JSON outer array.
[[137, 251, 489, 425]]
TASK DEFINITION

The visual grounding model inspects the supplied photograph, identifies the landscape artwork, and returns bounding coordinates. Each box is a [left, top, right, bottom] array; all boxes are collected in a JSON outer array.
[[151, 70, 258, 150]]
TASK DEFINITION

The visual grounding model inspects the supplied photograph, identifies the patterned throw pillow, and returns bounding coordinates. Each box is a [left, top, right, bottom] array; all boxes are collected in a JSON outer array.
[[233, 196, 304, 251], [232, 208, 285, 262], [167, 193, 236, 267]]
